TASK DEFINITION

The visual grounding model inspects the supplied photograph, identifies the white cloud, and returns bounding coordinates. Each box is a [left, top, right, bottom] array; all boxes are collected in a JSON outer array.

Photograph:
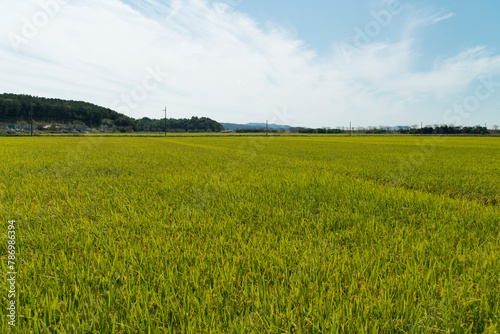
[[424, 12, 456, 25], [0, 0, 499, 127]]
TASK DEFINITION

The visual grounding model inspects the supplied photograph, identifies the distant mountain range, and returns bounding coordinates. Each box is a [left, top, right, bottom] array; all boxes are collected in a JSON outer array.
[[221, 122, 292, 131]]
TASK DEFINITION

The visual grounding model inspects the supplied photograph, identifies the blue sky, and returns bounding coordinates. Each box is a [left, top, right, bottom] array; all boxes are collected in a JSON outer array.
[[237, 1, 500, 60], [1, 0, 499, 127]]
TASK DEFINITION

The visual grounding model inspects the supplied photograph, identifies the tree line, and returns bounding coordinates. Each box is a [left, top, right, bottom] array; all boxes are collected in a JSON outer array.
[[398, 125, 489, 135], [136, 117, 223, 133], [294, 125, 490, 135]]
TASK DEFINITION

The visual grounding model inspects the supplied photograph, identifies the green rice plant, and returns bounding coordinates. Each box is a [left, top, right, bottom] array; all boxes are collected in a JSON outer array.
[[0, 136, 499, 333]]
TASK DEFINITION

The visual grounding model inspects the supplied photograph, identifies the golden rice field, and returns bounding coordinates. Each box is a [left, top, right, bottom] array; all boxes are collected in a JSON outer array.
[[0, 135, 499, 333]]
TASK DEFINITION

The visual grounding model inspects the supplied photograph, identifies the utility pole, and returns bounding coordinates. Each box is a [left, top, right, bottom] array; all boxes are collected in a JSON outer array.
[[349, 121, 352, 136], [30, 101, 33, 136], [421, 122, 423, 136], [266, 120, 268, 137], [164, 106, 167, 137]]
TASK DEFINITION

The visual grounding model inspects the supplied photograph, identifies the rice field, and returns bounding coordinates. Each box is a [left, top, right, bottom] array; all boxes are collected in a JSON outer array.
[[0, 135, 499, 333]]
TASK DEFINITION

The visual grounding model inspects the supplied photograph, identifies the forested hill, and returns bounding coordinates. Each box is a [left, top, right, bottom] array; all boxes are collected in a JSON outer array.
[[0, 93, 223, 132], [0, 93, 135, 127]]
